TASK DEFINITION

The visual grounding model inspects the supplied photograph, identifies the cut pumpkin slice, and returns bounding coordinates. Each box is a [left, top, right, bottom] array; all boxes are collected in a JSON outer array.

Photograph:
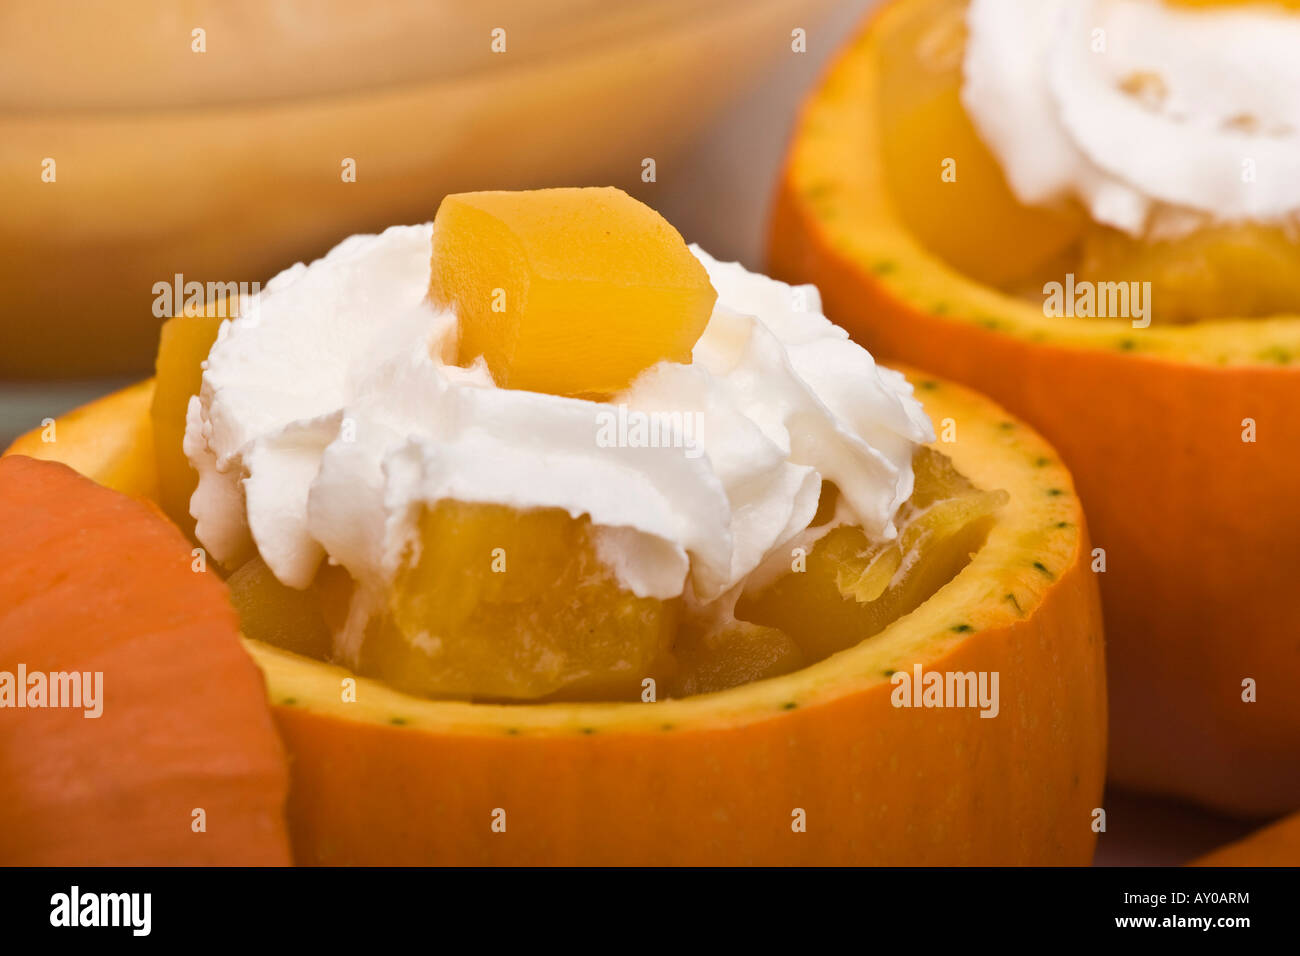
[[770, 0, 1300, 817], [0, 456, 290, 865], [6, 369, 1105, 866]]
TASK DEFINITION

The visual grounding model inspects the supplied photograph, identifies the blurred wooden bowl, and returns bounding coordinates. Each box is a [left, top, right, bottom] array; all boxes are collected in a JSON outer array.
[[0, 0, 836, 377]]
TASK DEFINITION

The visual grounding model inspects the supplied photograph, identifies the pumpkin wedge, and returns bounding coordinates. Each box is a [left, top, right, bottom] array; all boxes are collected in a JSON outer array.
[[1190, 810, 1300, 867], [6, 370, 1105, 865], [0, 455, 290, 865], [769, 0, 1300, 817]]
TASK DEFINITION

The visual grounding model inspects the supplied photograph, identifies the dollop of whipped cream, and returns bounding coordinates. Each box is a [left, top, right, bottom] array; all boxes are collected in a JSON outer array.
[[962, 0, 1300, 238], [184, 224, 933, 610]]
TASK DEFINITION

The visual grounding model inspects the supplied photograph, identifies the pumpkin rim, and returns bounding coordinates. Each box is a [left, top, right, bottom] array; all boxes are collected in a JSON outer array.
[[7, 373, 1088, 738]]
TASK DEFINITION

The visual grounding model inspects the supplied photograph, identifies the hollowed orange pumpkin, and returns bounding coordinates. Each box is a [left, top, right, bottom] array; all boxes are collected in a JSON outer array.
[[7, 369, 1105, 865], [769, 0, 1300, 816]]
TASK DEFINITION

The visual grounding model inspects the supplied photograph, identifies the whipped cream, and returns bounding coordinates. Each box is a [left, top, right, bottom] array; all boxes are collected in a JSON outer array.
[[184, 225, 934, 627], [962, 0, 1300, 238]]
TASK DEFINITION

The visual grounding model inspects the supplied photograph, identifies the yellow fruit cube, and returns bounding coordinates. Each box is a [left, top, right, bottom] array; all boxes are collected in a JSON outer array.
[[876, 4, 1083, 290], [368, 501, 677, 701], [737, 449, 1006, 661], [227, 556, 334, 660], [669, 618, 803, 698], [150, 309, 224, 537], [1078, 222, 1300, 323], [429, 187, 717, 396]]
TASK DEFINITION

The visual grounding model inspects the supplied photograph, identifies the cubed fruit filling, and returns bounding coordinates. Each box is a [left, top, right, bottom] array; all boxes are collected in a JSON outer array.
[[877, 0, 1300, 322], [735, 447, 1006, 662], [364, 503, 678, 702], [228, 446, 1002, 702], [151, 310, 223, 537]]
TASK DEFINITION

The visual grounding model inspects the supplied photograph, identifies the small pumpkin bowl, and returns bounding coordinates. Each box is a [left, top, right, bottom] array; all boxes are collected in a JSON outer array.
[[7, 367, 1105, 865], [769, 0, 1300, 817]]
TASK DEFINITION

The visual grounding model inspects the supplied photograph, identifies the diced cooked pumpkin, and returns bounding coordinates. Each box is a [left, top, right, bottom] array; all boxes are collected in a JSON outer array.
[[367, 501, 677, 701], [151, 310, 224, 536], [430, 187, 716, 396], [737, 449, 1005, 661]]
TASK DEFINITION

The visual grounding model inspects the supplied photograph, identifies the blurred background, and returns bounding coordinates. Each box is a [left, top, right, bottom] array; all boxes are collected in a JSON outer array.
[[0, 0, 1259, 864], [1, 0, 842, 384]]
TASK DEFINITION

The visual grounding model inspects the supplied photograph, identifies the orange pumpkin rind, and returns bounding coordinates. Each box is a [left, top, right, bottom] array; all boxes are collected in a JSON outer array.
[[6, 371, 1105, 865], [769, 0, 1300, 817]]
